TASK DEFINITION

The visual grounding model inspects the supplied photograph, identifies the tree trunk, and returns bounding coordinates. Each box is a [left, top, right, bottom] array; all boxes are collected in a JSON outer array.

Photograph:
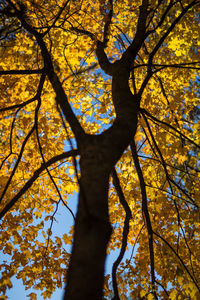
[[64, 137, 113, 300]]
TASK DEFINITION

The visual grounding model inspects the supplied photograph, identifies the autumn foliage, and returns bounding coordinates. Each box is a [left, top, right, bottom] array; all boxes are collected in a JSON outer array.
[[0, 0, 200, 299]]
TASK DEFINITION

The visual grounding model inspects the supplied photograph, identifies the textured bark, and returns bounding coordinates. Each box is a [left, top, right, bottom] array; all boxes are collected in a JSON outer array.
[[65, 137, 113, 300], [64, 130, 138, 299]]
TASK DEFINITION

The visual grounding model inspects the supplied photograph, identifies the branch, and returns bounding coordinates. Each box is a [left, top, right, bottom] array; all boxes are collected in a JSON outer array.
[[142, 113, 199, 252], [0, 97, 38, 113], [122, 0, 149, 64], [140, 122, 159, 159], [155, 280, 169, 297], [149, 1, 198, 63], [0, 108, 19, 170], [146, 183, 198, 208], [0, 68, 44, 75], [153, 231, 200, 292], [62, 63, 98, 82], [142, 112, 196, 205], [138, 154, 197, 178], [147, 0, 174, 35], [111, 168, 132, 300], [8, 0, 85, 143], [0, 150, 78, 220], [121, 224, 144, 272], [131, 140, 158, 299], [42, 0, 70, 37], [0, 74, 46, 204], [69, 27, 95, 41], [35, 96, 75, 220], [131, 61, 200, 71], [141, 108, 200, 150], [138, 1, 198, 95]]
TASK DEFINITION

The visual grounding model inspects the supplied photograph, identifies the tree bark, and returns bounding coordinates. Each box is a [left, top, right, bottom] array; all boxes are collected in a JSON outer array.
[[64, 137, 113, 300]]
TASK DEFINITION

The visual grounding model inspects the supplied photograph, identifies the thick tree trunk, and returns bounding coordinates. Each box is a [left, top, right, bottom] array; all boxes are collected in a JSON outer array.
[[64, 137, 113, 300], [64, 118, 138, 299]]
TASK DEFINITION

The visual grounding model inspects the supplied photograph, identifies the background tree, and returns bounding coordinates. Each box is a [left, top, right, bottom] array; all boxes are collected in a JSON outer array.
[[0, 0, 200, 299]]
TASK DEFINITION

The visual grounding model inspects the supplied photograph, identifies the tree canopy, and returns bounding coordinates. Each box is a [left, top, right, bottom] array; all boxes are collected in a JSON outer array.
[[0, 0, 200, 299]]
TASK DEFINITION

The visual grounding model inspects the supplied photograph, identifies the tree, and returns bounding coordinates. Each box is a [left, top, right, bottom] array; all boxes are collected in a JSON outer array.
[[0, 0, 200, 299]]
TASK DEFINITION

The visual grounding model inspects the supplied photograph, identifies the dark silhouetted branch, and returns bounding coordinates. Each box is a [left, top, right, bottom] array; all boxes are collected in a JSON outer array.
[[141, 108, 200, 149], [35, 95, 75, 220], [0, 149, 78, 220], [0, 74, 46, 204], [131, 140, 158, 299], [8, 0, 85, 142], [0, 68, 44, 75], [153, 231, 200, 292], [111, 168, 132, 300]]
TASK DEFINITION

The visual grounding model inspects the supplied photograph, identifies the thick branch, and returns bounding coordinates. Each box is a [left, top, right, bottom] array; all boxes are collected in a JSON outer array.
[[96, 0, 113, 75], [0, 68, 44, 75], [122, 0, 149, 64], [70, 6, 114, 76], [102, 0, 113, 45], [96, 41, 113, 75]]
